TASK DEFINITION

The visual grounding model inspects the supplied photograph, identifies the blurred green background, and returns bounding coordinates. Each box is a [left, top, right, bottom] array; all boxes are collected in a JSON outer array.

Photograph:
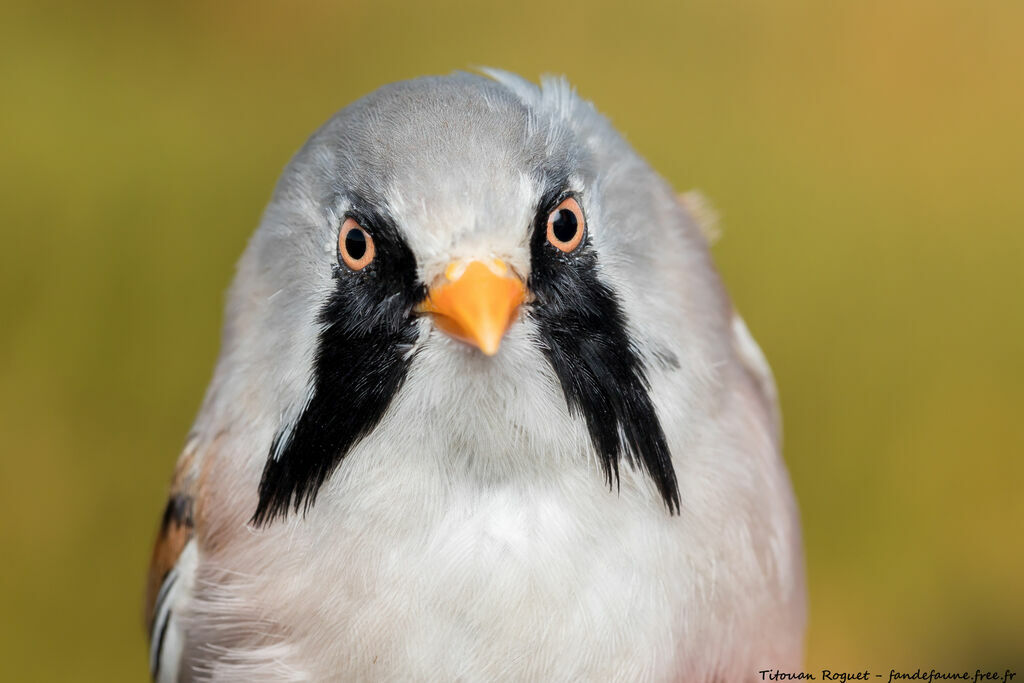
[[2, 0, 1021, 679]]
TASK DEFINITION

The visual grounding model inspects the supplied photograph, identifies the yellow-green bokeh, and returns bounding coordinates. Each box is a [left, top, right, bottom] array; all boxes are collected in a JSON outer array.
[[1, 1, 1021, 679]]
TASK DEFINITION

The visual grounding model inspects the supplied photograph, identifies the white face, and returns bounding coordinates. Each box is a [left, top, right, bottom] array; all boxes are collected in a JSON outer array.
[[388, 170, 540, 292], [207, 72, 729, 526]]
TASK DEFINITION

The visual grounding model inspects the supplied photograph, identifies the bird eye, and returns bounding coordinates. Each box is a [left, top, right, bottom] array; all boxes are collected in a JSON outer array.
[[339, 217, 375, 270], [546, 197, 585, 253]]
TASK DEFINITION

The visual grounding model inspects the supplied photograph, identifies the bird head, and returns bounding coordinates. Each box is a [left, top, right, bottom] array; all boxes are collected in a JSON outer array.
[[209, 72, 731, 526]]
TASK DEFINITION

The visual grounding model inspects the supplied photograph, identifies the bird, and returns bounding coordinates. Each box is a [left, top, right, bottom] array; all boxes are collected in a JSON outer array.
[[144, 70, 806, 682]]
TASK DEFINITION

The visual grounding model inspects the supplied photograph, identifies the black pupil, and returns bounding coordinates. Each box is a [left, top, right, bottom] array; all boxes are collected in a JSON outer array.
[[345, 228, 367, 260], [551, 209, 578, 243]]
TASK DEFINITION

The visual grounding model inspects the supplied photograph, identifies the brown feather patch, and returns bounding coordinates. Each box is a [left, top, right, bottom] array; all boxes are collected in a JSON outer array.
[[144, 493, 195, 631]]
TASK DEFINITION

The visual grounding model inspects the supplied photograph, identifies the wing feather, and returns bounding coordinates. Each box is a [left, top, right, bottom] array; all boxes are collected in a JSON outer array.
[[145, 439, 202, 681]]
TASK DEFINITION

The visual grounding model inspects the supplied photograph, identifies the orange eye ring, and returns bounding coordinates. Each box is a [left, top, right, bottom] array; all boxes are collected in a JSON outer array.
[[338, 217, 375, 271], [546, 196, 585, 253]]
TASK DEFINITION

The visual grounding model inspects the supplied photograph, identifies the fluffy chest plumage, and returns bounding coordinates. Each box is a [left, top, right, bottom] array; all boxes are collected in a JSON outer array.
[[266, 471, 685, 681]]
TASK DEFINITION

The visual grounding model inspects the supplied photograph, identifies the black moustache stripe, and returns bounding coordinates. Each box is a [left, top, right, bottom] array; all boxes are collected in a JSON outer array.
[[250, 295, 418, 526], [528, 192, 680, 514], [251, 204, 422, 527], [530, 289, 681, 514]]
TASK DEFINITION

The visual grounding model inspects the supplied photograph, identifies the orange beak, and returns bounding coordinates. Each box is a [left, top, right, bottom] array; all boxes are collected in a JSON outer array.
[[417, 260, 526, 356]]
